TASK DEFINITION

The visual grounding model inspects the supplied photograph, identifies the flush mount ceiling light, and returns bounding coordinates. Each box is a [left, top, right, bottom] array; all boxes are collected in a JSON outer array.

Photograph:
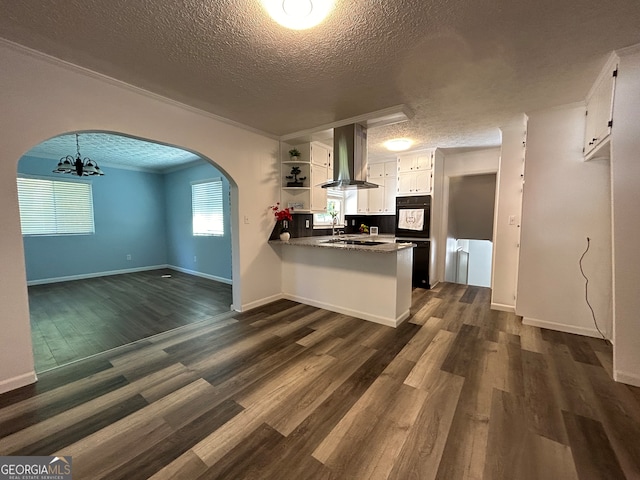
[[261, 0, 335, 30], [384, 138, 413, 152], [53, 133, 105, 176]]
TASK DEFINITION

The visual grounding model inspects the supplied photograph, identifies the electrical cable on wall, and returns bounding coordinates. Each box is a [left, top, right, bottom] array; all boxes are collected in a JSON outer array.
[[579, 237, 607, 340]]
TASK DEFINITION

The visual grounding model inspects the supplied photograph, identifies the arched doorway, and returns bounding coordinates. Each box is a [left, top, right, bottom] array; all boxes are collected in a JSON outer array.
[[17, 131, 237, 371]]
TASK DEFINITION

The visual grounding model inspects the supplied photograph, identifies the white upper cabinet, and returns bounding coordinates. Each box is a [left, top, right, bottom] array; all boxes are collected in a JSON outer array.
[[368, 186, 385, 213], [310, 142, 331, 168], [383, 172, 396, 213], [357, 189, 369, 213], [397, 170, 432, 195], [384, 161, 396, 178], [396, 150, 434, 195], [351, 160, 397, 214], [310, 163, 328, 212], [326, 149, 333, 181], [397, 151, 434, 173], [584, 55, 618, 160], [416, 153, 433, 171], [368, 162, 385, 181]]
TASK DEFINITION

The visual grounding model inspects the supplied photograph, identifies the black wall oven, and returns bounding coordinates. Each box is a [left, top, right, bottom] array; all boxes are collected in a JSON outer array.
[[395, 195, 431, 289], [395, 195, 430, 238]]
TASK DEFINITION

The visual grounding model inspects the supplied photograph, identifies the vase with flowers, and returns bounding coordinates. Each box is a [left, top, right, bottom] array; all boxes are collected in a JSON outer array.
[[270, 202, 293, 241]]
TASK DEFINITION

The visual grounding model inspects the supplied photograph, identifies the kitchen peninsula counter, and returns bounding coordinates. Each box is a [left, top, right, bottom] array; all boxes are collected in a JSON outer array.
[[271, 234, 414, 252], [271, 235, 414, 327]]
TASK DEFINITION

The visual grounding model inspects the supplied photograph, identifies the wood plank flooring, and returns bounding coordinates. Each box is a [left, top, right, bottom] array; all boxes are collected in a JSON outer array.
[[28, 269, 233, 371], [2, 283, 640, 479]]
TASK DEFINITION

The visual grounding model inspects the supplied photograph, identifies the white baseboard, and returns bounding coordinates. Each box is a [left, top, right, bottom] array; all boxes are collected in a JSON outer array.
[[613, 370, 640, 387], [167, 265, 232, 285], [26, 265, 234, 286], [491, 303, 516, 313], [283, 293, 409, 328], [522, 316, 608, 340], [27, 265, 170, 286], [0, 371, 37, 394], [238, 293, 284, 312]]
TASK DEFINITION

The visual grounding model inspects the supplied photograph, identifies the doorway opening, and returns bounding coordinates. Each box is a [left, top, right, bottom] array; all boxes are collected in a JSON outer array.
[[445, 173, 497, 287], [17, 131, 235, 372], [454, 239, 493, 287]]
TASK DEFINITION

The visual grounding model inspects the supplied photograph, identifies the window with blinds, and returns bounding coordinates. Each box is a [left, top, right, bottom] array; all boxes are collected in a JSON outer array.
[[16, 176, 95, 236], [192, 178, 224, 236]]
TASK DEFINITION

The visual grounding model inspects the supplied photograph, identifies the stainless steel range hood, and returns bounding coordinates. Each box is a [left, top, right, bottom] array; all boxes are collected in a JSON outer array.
[[321, 123, 378, 189]]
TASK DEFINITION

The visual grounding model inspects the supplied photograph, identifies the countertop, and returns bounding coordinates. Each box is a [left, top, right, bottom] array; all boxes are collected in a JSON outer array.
[[270, 234, 416, 253]]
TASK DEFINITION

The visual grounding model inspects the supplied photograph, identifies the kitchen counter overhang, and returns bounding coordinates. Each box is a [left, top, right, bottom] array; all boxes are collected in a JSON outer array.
[[271, 235, 415, 327], [271, 234, 415, 251]]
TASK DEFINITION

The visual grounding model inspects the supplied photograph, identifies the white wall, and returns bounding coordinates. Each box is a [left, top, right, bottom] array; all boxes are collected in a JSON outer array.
[[440, 148, 500, 284], [0, 41, 282, 393], [611, 45, 640, 386], [492, 118, 527, 311], [430, 149, 445, 284], [517, 103, 613, 339], [468, 240, 493, 287]]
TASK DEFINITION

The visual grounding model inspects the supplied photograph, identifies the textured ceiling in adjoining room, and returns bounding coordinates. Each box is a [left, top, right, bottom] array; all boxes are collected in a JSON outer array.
[[1, 0, 640, 162], [26, 133, 202, 172]]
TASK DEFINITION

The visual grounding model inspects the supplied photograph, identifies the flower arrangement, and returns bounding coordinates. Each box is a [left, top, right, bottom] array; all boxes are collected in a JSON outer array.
[[328, 205, 339, 225], [270, 202, 293, 222]]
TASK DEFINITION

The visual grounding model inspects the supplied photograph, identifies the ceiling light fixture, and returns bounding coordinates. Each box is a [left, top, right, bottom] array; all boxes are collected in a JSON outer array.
[[384, 138, 413, 152], [261, 0, 335, 30], [282, 0, 313, 18], [53, 133, 105, 176]]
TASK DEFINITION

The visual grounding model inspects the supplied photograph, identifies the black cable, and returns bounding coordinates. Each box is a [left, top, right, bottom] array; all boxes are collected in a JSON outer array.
[[579, 237, 606, 340]]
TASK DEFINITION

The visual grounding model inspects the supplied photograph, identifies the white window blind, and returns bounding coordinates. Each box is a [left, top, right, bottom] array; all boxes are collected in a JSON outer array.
[[16, 177, 95, 235], [192, 178, 224, 236]]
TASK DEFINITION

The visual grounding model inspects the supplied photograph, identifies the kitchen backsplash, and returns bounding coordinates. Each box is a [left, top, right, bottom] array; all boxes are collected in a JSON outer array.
[[270, 214, 396, 240], [344, 215, 395, 235]]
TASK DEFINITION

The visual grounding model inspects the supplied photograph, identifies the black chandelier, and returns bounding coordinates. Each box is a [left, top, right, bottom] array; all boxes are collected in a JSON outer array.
[[53, 133, 105, 177]]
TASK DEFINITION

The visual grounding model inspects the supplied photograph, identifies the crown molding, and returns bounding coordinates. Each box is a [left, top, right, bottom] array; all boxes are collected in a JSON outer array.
[[0, 37, 279, 141]]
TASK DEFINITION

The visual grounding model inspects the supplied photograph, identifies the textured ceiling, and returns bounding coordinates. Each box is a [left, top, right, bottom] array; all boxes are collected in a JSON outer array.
[[25, 133, 202, 172], [2, 0, 640, 162]]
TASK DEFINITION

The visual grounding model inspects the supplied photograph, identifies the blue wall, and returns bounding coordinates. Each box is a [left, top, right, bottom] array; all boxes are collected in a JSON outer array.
[[18, 156, 231, 283], [164, 162, 232, 281]]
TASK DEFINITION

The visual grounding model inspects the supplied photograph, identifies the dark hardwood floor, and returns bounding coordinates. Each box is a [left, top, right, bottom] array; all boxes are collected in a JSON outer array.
[[28, 269, 233, 371], [2, 283, 639, 479]]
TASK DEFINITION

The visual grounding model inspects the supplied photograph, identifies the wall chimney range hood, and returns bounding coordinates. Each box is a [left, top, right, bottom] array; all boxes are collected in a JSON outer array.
[[321, 123, 378, 189]]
